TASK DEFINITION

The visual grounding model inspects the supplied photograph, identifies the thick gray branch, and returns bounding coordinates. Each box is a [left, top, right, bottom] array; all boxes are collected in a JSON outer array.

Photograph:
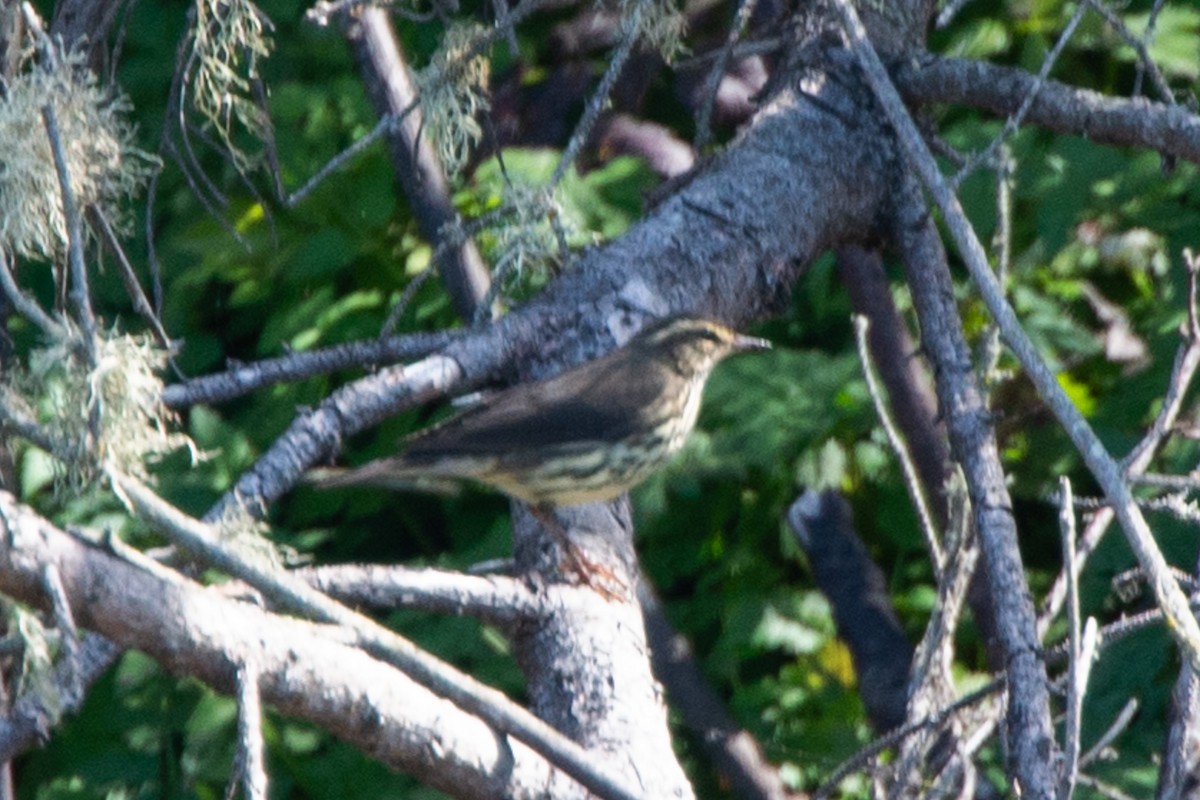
[[896, 54, 1200, 164]]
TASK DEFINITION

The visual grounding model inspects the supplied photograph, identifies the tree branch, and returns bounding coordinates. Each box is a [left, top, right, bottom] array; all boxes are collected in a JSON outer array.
[[342, 6, 492, 321], [161, 329, 459, 409], [112, 474, 645, 800], [895, 54, 1200, 165], [296, 564, 539, 624], [0, 490, 561, 798]]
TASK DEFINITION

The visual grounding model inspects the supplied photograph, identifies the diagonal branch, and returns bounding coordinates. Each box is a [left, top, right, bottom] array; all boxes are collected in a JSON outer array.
[[890, 171, 1057, 797], [342, 7, 492, 321]]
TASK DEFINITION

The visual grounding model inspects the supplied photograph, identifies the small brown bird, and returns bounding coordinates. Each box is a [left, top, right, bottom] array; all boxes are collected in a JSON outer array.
[[318, 316, 769, 506]]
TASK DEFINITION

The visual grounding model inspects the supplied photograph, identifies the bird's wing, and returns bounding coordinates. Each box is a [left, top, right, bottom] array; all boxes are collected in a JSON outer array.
[[400, 346, 666, 461]]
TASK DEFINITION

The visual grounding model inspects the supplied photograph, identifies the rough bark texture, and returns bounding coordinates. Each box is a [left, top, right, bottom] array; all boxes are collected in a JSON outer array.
[[509, 500, 693, 798], [893, 176, 1056, 797], [1159, 667, 1200, 800], [0, 492, 560, 800], [214, 44, 892, 519], [1158, 552, 1200, 800], [896, 54, 1200, 164]]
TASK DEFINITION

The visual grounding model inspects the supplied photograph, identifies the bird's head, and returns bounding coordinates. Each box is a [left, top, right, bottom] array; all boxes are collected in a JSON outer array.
[[631, 316, 770, 375]]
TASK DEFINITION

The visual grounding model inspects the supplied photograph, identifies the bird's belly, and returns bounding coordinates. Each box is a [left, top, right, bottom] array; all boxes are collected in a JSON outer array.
[[490, 433, 682, 506]]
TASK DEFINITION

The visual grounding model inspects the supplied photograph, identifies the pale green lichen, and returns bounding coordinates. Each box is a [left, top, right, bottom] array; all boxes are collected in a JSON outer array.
[[487, 186, 566, 288], [210, 503, 294, 570], [414, 23, 491, 177], [629, 0, 688, 63], [7, 604, 64, 724], [91, 334, 200, 480], [0, 50, 158, 260], [7, 333, 197, 495], [190, 0, 274, 171]]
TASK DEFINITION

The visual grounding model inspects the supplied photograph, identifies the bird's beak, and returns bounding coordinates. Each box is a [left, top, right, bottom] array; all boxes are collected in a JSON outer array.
[[733, 333, 771, 352]]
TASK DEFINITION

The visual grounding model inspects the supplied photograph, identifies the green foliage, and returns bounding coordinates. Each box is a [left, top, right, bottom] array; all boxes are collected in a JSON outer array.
[[1123, 7, 1200, 81], [928, 5, 1200, 794], [6, 0, 1200, 796]]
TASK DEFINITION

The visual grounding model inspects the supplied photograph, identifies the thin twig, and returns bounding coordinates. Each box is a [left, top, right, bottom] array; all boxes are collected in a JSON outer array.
[[1039, 251, 1200, 637], [1080, 698, 1138, 767], [979, 146, 1012, 383], [143, 169, 166, 315], [39, 565, 81, 706], [284, 103, 419, 208], [813, 680, 1004, 800], [934, 0, 975, 30], [158, 28, 248, 249], [549, 0, 646, 189], [1111, 565, 1199, 600], [694, 0, 758, 152], [853, 314, 943, 573], [952, 0, 1090, 185], [675, 36, 783, 70], [472, 0, 562, 55], [890, 475, 976, 798], [251, 71, 288, 204], [379, 268, 438, 338], [490, 0, 519, 56], [1141, 0, 1175, 106], [235, 658, 268, 800], [185, 117, 279, 247], [0, 250, 65, 340], [174, 46, 231, 210], [160, 328, 457, 409], [820, 593, 1176, 800], [1123, 249, 1200, 471], [0, 388, 67, 457], [1133, 473, 1200, 491], [1085, 0, 1176, 107], [40, 104, 98, 363], [1075, 773, 1137, 800], [87, 207, 173, 348], [1057, 477, 1082, 800], [1065, 491, 1200, 524]]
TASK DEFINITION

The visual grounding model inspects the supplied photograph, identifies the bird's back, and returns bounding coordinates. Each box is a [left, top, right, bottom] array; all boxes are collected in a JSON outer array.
[[399, 343, 671, 468]]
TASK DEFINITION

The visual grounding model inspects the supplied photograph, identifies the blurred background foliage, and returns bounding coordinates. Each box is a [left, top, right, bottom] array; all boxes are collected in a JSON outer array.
[[9, 0, 1200, 796]]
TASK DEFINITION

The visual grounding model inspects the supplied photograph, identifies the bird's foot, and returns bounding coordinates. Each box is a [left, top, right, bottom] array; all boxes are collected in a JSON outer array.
[[530, 506, 629, 602]]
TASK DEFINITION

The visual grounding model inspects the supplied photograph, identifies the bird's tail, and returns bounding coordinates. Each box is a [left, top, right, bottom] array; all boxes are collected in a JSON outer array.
[[305, 462, 465, 496]]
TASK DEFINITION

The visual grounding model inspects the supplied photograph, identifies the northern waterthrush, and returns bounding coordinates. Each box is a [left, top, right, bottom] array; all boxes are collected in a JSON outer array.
[[318, 316, 769, 506]]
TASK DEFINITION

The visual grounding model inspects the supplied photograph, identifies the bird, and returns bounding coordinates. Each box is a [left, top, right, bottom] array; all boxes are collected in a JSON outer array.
[[316, 316, 770, 506]]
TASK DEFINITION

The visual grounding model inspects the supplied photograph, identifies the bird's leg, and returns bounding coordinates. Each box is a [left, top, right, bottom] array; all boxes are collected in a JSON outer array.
[[529, 504, 627, 601]]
